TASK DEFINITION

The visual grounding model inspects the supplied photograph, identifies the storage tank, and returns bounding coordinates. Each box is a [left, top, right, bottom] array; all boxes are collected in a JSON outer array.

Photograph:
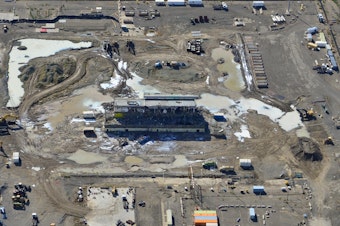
[[307, 42, 318, 49]]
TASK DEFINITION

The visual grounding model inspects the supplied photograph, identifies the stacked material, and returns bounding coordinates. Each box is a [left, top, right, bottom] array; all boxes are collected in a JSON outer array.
[[244, 36, 268, 88]]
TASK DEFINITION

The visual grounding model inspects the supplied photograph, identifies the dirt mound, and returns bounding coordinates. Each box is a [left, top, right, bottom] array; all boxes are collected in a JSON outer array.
[[291, 137, 322, 161], [19, 57, 76, 89]]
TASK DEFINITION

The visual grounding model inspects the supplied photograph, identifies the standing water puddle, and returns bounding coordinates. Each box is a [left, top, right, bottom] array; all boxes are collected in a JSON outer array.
[[211, 48, 245, 91], [47, 85, 113, 129]]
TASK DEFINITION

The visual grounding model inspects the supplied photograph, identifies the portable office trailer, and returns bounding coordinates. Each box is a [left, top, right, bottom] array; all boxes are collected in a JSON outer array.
[[188, 0, 203, 6], [240, 159, 252, 168], [249, 208, 256, 220], [253, 185, 265, 194], [168, 0, 186, 6], [253, 1, 265, 9]]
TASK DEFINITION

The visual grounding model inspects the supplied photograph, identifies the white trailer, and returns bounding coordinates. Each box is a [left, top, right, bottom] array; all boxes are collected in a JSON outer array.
[[168, 0, 186, 6], [239, 159, 252, 168], [13, 152, 20, 164]]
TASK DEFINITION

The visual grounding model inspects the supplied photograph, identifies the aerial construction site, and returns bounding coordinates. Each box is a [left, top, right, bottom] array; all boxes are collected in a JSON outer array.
[[0, 1, 340, 226]]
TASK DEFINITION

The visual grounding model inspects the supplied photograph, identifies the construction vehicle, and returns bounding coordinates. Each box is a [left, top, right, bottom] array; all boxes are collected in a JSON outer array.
[[202, 161, 217, 169], [13, 202, 25, 210], [0, 114, 19, 134], [32, 213, 39, 226], [297, 109, 316, 121], [324, 137, 334, 145]]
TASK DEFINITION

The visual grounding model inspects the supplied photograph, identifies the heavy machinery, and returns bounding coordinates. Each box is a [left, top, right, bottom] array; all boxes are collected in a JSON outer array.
[[297, 109, 316, 121], [324, 137, 334, 145], [0, 114, 19, 134]]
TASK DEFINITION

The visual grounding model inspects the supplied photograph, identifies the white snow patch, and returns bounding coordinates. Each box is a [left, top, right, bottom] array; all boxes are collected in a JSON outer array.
[[43, 122, 53, 132], [234, 125, 251, 142], [32, 167, 41, 171], [118, 61, 128, 70], [206, 76, 210, 85], [100, 74, 122, 90], [145, 39, 155, 43], [127, 72, 160, 98], [7, 39, 92, 107]]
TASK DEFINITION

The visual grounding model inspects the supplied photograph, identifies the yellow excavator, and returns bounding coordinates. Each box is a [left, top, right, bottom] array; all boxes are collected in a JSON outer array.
[[297, 108, 316, 121], [324, 137, 334, 145], [0, 114, 19, 134]]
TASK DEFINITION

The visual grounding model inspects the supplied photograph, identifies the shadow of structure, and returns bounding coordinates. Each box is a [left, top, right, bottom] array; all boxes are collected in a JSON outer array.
[[104, 93, 211, 141]]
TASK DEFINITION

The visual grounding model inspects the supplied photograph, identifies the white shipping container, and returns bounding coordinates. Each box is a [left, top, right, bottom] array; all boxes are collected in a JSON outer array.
[[240, 159, 252, 167], [13, 152, 20, 164]]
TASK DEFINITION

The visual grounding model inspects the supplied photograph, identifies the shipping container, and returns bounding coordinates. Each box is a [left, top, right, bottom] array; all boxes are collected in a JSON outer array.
[[329, 56, 338, 71], [188, 0, 203, 6], [168, 0, 186, 6], [166, 209, 173, 226], [253, 1, 265, 9], [249, 208, 256, 220], [253, 185, 265, 194], [239, 159, 252, 168], [13, 152, 20, 164]]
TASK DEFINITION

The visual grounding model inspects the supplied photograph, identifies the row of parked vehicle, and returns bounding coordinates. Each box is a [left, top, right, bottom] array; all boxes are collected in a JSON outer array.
[[190, 16, 209, 25]]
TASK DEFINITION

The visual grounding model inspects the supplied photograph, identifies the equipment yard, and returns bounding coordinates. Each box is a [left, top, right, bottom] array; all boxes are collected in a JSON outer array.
[[0, 1, 339, 226]]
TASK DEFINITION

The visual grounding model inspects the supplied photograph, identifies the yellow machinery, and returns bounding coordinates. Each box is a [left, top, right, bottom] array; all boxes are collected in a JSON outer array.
[[297, 108, 315, 121], [1, 114, 18, 124], [0, 114, 19, 134], [324, 137, 334, 145]]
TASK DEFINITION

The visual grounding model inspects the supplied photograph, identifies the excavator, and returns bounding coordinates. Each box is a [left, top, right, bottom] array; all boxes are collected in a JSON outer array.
[[0, 114, 19, 135], [297, 108, 316, 121], [324, 137, 334, 145]]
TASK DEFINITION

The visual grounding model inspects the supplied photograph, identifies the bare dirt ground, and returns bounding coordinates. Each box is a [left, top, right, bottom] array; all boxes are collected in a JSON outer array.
[[0, 1, 339, 226]]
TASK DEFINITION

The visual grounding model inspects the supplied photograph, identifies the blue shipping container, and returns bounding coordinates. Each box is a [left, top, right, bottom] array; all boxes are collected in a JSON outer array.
[[327, 50, 334, 57], [330, 56, 338, 71]]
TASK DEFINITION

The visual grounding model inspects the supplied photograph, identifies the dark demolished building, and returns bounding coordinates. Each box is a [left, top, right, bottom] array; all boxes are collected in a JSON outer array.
[[104, 93, 208, 133]]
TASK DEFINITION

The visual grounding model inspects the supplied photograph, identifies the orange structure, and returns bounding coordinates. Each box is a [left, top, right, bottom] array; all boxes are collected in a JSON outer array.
[[194, 210, 218, 226]]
